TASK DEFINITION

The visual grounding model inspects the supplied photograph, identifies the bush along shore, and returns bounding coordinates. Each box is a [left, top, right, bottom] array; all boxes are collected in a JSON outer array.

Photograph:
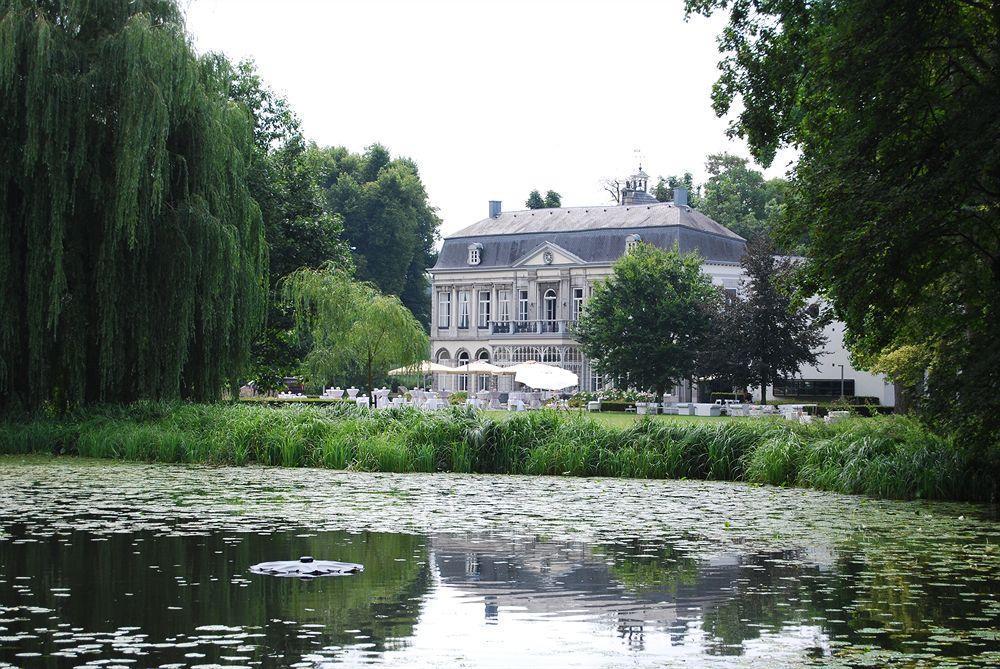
[[0, 403, 995, 502]]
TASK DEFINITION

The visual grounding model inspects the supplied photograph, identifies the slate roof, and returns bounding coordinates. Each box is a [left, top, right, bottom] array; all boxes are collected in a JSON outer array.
[[433, 201, 747, 270]]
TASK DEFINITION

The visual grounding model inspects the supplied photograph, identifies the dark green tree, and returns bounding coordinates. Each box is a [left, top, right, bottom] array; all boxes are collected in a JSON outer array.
[[698, 153, 787, 242], [310, 145, 439, 326], [525, 190, 546, 209], [697, 290, 756, 396], [0, 0, 267, 410], [653, 172, 698, 203], [227, 60, 351, 392], [543, 190, 562, 208], [575, 244, 719, 399], [687, 0, 1000, 448], [738, 237, 826, 404]]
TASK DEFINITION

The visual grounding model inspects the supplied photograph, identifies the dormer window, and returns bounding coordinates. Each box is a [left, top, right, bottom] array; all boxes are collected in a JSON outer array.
[[467, 243, 483, 265], [625, 234, 642, 252]]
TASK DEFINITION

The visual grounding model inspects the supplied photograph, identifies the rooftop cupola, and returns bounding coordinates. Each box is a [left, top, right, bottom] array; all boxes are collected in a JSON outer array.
[[621, 164, 658, 205]]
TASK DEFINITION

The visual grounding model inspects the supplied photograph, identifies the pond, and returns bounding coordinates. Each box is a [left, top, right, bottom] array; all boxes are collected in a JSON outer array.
[[0, 456, 998, 668]]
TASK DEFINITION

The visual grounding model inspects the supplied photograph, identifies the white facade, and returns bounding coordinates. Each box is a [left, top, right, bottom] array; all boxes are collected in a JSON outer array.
[[428, 188, 895, 406]]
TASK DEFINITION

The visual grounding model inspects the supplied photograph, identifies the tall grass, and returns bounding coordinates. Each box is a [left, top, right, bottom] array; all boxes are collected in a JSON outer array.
[[0, 402, 994, 502]]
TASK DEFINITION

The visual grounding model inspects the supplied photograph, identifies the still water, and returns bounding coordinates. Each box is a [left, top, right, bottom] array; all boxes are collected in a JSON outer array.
[[0, 456, 998, 668]]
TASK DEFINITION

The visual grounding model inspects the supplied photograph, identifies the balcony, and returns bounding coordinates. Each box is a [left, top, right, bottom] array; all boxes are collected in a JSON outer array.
[[490, 319, 576, 337]]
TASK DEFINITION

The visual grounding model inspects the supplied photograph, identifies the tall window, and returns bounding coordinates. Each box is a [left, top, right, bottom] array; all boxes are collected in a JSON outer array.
[[477, 290, 491, 328], [498, 289, 511, 322], [572, 288, 584, 321], [544, 289, 557, 322], [477, 349, 490, 391], [437, 291, 451, 328], [517, 289, 529, 322], [457, 350, 470, 391], [458, 290, 470, 329]]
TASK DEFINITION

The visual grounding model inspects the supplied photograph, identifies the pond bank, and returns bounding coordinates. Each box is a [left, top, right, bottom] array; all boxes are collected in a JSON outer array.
[[0, 402, 994, 502]]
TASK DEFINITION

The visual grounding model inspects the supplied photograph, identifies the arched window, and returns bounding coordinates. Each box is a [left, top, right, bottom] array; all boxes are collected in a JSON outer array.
[[476, 349, 490, 391], [457, 350, 470, 391], [544, 289, 557, 322]]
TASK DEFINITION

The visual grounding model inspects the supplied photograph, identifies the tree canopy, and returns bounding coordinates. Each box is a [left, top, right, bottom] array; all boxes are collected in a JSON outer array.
[[698, 153, 787, 244], [575, 244, 718, 398], [309, 145, 439, 326], [653, 173, 697, 203], [526, 189, 562, 209], [283, 266, 428, 400], [688, 0, 1000, 448], [0, 0, 266, 410]]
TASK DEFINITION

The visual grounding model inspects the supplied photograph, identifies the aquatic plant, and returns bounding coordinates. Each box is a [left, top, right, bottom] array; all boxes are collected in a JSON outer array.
[[0, 403, 993, 502]]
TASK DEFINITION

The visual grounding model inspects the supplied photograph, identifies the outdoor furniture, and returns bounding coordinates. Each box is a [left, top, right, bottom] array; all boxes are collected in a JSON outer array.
[[488, 391, 502, 410], [693, 403, 722, 417], [674, 403, 695, 416], [346, 387, 359, 399], [586, 399, 601, 412], [825, 410, 850, 424], [355, 396, 370, 409]]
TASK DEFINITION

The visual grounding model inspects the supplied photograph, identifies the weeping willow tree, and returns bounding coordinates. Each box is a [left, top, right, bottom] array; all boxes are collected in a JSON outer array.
[[0, 0, 267, 410], [284, 265, 428, 401]]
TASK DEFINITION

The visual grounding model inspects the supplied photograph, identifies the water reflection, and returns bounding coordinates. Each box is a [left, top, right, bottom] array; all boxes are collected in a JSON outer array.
[[1, 458, 998, 667], [0, 528, 430, 667]]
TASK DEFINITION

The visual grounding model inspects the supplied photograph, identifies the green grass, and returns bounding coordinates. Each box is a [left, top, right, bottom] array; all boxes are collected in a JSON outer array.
[[0, 402, 994, 502]]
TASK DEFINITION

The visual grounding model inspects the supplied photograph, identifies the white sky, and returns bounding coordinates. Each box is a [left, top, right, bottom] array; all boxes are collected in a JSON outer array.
[[183, 0, 796, 237]]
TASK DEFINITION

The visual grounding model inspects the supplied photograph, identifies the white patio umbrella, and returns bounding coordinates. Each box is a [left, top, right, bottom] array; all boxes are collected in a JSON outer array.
[[453, 360, 507, 375], [387, 360, 453, 376], [514, 363, 579, 391]]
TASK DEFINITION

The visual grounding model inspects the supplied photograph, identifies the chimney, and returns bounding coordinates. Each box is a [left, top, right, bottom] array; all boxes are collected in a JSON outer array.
[[673, 187, 689, 207], [489, 200, 502, 218]]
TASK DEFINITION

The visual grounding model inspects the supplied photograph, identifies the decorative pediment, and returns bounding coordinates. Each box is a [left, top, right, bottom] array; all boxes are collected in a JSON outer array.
[[512, 241, 586, 267]]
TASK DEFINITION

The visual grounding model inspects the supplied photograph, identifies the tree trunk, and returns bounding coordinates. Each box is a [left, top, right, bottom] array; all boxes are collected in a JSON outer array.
[[760, 371, 768, 405], [366, 352, 375, 404]]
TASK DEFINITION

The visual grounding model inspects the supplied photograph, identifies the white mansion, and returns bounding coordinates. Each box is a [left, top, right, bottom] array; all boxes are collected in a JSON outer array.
[[428, 171, 896, 405]]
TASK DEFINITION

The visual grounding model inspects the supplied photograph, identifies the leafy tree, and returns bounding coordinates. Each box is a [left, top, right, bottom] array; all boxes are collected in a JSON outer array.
[[284, 266, 428, 401], [697, 291, 756, 395], [0, 0, 266, 410], [543, 190, 562, 208], [228, 60, 351, 392], [653, 173, 698, 203], [525, 190, 546, 209], [737, 237, 827, 404], [309, 145, 439, 326], [575, 245, 719, 399], [688, 0, 1000, 449], [698, 153, 787, 242]]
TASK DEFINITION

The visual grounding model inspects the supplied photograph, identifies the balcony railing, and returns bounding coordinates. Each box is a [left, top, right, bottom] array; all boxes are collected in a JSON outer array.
[[490, 319, 576, 336]]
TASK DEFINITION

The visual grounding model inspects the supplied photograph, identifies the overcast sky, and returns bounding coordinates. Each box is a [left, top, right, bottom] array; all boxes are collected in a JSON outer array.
[[183, 0, 795, 237]]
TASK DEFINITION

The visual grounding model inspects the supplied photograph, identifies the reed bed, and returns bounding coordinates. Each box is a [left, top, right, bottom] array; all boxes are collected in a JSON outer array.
[[0, 402, 993, 502]]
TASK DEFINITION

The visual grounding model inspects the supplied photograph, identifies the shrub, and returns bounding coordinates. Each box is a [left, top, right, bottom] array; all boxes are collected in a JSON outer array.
[[0, 403, 991, 501]]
